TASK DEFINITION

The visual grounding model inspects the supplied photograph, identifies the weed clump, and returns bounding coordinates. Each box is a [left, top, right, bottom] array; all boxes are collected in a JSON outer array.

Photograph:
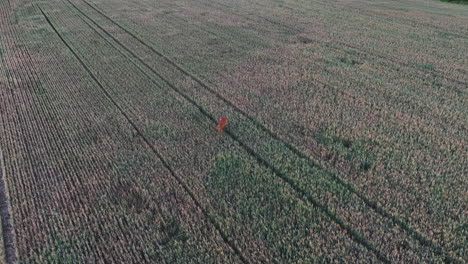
[[297, 36, 313, 44]]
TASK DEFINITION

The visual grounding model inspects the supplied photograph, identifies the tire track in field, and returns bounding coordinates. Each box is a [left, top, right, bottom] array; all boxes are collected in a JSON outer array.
[[44, 5, 380, 261], [35, 5, 241, 262], [141, 0, 467, 207], [68, 1, 461, 262], [57, 3, 392, 262], [65, 1, 417, 262], [76, 10, 393, 264], [114, 0, 466, 120], [0, 10, 154, 259], [37, 6, 250, 264], [4, 3, 232, 259], [95, 0, 467, 96], [0, 24, 84, 264]]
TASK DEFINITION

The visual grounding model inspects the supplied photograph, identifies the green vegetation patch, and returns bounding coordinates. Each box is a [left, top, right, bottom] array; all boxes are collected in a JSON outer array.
[[114, 153, 149, 176], [144, 121, 173, 141], [418, 63, 436, 70], [9, 11, 18, 25], [104, 167, 210, 262], [35, 86, 47, 96], [110, 179, 150, 214], [315, 125, 376, 171], [452, 223, 467, 254], [207, 151, 354, 262], [297, 36, 314, 44], [24, 232, 89, 264], [110, 154, 162, 209], [145, 217, 196, 263], [328, 56, 361, 67]]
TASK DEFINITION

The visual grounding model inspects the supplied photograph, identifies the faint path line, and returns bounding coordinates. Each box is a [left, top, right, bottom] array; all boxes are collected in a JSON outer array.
[[37, 6, 250, 264], [72, 1, 462, 263], [0, 148, 17, 264]]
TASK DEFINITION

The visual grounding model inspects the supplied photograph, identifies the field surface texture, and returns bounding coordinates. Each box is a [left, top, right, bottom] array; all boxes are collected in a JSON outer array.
[[0, 0, 467, 263]]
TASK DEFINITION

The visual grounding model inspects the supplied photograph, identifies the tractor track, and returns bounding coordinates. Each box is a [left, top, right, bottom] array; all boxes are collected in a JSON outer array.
[[63, 0, 462, 262], [69, 3, 394, 263], [69, 1, 463, 262], [63, 3, 394, 262], [38, 5, 250, 264], [100, 0, 466, 131], [0, 0, 459, 261]]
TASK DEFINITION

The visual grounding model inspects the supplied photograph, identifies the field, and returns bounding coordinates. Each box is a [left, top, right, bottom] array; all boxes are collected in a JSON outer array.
[[0, 0, 467, 262]]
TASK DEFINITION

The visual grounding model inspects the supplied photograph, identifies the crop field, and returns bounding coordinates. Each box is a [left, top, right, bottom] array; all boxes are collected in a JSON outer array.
[[0, 0, 467, 262]]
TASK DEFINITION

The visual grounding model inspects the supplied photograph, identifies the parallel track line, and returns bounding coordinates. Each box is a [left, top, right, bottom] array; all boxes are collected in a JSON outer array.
[[37, 6, 250, 264], [73, 1, 462, 262], [66, 2, 394, 262]]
